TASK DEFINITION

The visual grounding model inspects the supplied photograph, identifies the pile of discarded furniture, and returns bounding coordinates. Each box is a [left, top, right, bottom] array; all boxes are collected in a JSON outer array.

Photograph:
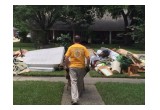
[[89, 47, 145, 77], [13, 48, 29, 75]]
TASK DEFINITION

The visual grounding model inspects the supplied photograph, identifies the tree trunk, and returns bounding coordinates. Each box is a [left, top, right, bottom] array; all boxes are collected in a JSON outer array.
[[42, 30, 49, 45], [121, 10, 132, 45], [121, 10, 128, 28]]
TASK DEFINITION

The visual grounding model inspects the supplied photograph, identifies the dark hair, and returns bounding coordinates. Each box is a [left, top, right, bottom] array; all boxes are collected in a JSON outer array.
[[74, 35, 81, 43], [102, 50, 110, 57]]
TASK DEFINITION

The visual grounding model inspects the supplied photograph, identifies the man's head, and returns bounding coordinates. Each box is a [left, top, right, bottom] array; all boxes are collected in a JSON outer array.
[[73, 35, 81, 43]]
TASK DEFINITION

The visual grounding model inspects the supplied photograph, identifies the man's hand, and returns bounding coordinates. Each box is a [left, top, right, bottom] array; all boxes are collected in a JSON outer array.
[[65, 67, 69, 73], [65, 67, 70, 79], [85, 66, 90, 73], [65, 56, 70, 73]]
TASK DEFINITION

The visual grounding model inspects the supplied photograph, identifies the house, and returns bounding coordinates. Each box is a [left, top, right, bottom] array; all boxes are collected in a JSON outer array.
[[51, 14, 127, 44]]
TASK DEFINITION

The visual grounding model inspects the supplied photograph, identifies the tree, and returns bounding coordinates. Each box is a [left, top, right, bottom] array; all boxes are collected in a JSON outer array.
[[60, 6, 97, 37], [125, 5, 145, 49], [102, 5, 145, 45], [13, 5, 30, 42], [13, 5, 61, 45]]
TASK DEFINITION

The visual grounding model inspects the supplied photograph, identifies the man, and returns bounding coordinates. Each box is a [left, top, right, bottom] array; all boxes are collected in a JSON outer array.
[[65, 35, 90, 105]]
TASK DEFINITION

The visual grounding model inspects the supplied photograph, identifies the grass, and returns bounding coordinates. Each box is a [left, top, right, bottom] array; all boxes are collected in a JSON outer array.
[[89, 70, 145, 78], [19, 70, 66, 77], [96, 82, 145, 105], [13, 42, 35, 51], [86, 44, 145, 54], [19, 69, 145, 79], [13, 81, 64, 105], [13, 42, 145, 54]]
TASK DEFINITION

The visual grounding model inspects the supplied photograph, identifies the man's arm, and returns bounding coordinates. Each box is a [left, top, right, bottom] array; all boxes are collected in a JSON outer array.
[[86, 56, 90, 67], [85, 56, 90, 73], [65, 56, 70, 69]]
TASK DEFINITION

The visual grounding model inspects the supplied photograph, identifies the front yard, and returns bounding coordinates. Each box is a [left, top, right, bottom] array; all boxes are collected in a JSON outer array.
[[13, 42, 145, 105], [13, 81, 64, 105], [96, 82, 145, 105], [13, 81, 145, 105]]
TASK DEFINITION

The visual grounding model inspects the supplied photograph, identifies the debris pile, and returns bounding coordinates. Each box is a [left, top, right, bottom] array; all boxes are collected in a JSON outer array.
[[89, 47, 145, 76], [13, 47, 65, 75]]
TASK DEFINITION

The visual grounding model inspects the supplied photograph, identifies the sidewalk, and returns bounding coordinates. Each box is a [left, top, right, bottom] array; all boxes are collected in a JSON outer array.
[[13, 74, 145, 105], [13, 76, 145, 84], [61, 73, 105, 105]]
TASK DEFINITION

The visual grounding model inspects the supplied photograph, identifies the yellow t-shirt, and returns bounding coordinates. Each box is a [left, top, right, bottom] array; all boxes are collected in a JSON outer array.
[[65, 43, 90, 68]]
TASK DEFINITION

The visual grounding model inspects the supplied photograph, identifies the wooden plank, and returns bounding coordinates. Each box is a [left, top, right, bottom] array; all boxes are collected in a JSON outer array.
[[98, 66, 113, 76]]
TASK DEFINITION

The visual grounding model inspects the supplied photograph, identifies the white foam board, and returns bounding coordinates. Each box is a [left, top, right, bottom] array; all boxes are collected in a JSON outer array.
[[23, 47, 65, 71]]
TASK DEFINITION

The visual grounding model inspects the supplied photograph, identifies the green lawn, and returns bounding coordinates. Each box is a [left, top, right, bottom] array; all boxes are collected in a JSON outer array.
[[13, 42, 35, 51], [13, 42, 145, 54], [89, 70, 145, 79], [19, 70, 145, 79], [86, 44, 145, 54], [20, 70, 66, 77], [96, 82, 145, 105], [13, 81, 64, 105]]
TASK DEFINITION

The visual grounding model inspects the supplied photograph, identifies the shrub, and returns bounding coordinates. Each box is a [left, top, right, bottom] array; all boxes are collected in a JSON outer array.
[[57, 33, 72, 51]]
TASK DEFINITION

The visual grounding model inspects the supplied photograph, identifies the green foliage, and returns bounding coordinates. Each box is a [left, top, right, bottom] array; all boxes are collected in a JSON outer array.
[[19, 31, 31, 43], [103, 5, 145, 46], [57, 33, 72, 50], [13, 5, 145, 46], [106, 5, 126, 19], [116, 55, 133, 70], [14, 5, 61, 30], [127, 6, 145, 49], [128, 24, 145, 50], [96, 82, 145, 105], [60, 6, 99, 35], [13, 5, 61, 44], [13, 6, 31, 40], [13, 81, 64, 105], [61, 6, 94, 26]]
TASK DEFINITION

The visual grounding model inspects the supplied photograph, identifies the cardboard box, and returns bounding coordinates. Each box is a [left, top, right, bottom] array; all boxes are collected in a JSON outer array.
[[128, 64, 140, 76]]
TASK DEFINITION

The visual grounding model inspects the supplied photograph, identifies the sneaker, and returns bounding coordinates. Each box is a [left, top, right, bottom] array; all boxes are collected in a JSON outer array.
[[71, 101, 78, 105]]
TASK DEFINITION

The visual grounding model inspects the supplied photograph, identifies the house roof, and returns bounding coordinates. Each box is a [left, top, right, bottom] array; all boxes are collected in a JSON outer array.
[[90, 17, 125, 31], [51, 14, 126, 31]]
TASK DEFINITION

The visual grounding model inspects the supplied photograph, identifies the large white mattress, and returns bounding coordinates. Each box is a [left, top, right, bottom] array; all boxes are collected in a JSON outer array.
[[23, 47, 65, 71]]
